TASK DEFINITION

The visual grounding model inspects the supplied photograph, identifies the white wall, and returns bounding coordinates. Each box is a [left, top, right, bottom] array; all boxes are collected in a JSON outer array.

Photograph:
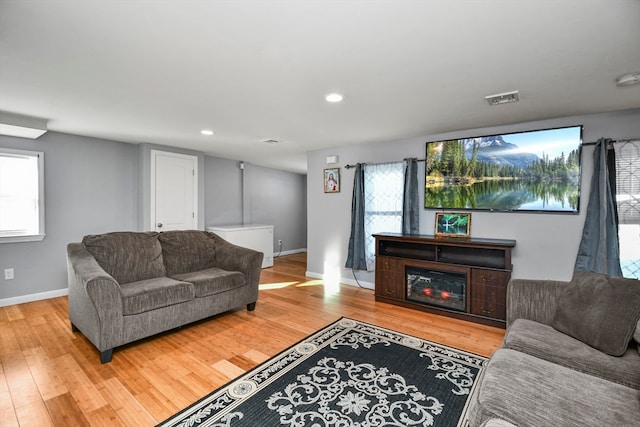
[[306, 109, 640, 287]]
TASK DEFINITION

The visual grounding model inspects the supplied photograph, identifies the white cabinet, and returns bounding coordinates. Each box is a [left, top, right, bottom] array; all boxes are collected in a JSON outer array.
[[206, 224, 274, 268]]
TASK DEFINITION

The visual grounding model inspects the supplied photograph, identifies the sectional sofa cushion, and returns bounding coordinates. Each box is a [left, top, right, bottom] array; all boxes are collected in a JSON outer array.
[[82, 231, 166, 284], [551, 270, 640, 356], [504, 319, 640, 389], [119, 277, 194, 315], [159, 230, 219, 276], [470, 349, 639, 427], [171, 268, 246, 298]]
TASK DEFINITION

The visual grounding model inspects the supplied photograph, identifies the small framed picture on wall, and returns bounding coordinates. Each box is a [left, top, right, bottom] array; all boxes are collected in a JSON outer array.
[[324, 168, 340, 193]]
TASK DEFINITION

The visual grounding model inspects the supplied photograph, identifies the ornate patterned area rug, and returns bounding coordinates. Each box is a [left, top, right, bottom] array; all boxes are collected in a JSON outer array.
[[157, 317, 486, 427]]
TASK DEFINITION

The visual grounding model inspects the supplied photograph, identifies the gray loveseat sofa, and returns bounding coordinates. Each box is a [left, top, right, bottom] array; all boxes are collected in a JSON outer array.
[[67, 230, 263, 363], [468, 271, 640, 427]]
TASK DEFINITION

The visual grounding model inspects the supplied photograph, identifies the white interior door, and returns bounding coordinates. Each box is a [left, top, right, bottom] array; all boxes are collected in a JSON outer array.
[[151, 150, 198, 231]]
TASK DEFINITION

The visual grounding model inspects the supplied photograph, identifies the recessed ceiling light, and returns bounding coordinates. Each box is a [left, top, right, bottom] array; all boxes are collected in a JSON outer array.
[[325, 93, 344, 103], [485, 91, 519, 106], [262, 138, 280, 144], [201, 130, 214, 135], [616, 72, 640, 87]]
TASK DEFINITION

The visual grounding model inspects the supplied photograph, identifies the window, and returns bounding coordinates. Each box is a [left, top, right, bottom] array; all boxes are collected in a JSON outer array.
[[364, 162, 404, 270], [0, 148, 45, 243], [615, 140, 640, 279]]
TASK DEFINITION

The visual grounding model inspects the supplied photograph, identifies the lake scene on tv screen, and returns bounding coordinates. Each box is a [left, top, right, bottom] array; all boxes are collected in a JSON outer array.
[[425, 126, 582, 212]]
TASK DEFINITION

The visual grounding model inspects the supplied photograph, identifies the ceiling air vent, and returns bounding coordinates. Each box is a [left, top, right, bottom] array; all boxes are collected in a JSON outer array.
[[485, 91, 519, 106]]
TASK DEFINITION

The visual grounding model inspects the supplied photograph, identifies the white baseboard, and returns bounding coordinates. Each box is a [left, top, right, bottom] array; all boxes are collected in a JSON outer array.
[[0, 288, 68, 308], [275, 248, 307, 257], [305, 271, 375, 290]]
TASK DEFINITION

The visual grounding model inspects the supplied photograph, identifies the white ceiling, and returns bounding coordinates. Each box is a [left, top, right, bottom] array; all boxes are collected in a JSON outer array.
[[1, 1, 639, 174]]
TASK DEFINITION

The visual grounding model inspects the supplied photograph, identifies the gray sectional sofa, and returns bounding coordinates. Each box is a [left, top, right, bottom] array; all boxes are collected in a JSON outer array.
[[67, 230, 263, 363], [469, 271, 640, 427]]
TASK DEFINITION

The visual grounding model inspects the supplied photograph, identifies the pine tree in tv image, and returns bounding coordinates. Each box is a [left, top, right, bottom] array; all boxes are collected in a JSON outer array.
[[424, 126, 582, 213]]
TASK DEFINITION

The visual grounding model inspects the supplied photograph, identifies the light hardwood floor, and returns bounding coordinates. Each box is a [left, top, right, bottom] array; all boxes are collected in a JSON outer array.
[[0, 253, 505, 426]]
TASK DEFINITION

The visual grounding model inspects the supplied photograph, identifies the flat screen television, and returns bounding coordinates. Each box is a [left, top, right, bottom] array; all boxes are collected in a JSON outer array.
[[424, 125, 583, 213]]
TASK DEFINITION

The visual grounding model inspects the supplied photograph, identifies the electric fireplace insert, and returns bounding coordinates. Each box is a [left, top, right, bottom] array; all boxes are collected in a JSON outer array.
[[406, 267, 467, 312]]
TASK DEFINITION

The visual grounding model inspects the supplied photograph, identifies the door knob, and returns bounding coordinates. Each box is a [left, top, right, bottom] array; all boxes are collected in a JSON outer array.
[[157, 223, 163, 228]]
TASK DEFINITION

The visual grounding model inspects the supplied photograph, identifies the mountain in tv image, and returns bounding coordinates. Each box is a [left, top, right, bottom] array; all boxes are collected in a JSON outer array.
[[460, 136, 539, 168]]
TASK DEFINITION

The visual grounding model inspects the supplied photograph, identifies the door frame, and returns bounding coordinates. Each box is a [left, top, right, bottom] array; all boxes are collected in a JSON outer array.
[[150, 149, 199, 231]]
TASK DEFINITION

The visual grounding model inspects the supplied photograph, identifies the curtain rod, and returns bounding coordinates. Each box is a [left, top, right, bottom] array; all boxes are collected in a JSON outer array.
[[344, 158, 425, 169], [344, 138, 639, 168], [582, 138, 637, 146]]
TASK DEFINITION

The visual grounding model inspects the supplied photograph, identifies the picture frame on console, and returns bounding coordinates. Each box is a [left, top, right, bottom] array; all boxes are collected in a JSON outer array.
[[435, 212, 471, 237]]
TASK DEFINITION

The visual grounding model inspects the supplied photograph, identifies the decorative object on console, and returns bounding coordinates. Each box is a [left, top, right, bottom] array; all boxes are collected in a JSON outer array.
[[158, 317, 487, 427], [324, 167, 340, 193], [435, 212, 471, 237], [425, 125, 583, 213]]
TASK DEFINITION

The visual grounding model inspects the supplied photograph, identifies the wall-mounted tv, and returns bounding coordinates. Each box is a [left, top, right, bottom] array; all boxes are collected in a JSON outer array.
[[424, 125, 583, 213]]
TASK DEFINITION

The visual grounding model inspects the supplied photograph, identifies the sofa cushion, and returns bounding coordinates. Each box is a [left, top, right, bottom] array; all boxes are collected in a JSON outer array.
[[82, 232, 166, 284], [171, 268, 246, 298], [120, 277, 194, 315], [504, 319, 640, 389], [468, 348, 640, 427], [159, 230, 218, 276], [550, 270, 640, 356]]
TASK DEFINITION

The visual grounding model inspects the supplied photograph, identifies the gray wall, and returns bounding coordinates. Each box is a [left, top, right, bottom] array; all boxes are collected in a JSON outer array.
[[205, 158, 308, 253], [0, 132, 308, 303], [0, 132, 138, 301], [306, 109, 640, 287], [245, 163, 307, 253], [205, 157, 244, 226]]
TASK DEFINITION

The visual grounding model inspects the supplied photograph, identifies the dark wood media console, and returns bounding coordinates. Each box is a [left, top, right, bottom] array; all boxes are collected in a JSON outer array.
[[374, 233, 516, 328]]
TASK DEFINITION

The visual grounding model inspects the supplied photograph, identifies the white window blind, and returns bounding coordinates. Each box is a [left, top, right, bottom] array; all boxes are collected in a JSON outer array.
[[614, 140, 640, 279], [615, 140, 640, 224], [0, 148, 45, 243], [364, 162, 404, 271]]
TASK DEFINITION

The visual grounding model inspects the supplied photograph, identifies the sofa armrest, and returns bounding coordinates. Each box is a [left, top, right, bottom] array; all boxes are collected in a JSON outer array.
[[506, 278, 568, 329], [212, 237, 264, 289], [67, 243, 124, 351]]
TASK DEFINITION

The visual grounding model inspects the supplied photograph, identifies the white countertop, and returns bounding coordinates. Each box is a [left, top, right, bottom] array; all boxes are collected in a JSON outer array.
[[206, 224, 273, 231]]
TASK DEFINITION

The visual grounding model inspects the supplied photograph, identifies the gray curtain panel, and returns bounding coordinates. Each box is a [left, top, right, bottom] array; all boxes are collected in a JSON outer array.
[[345, 163, 367, 270], [574, 138, 623, 276], [402, 158, 419, 235]]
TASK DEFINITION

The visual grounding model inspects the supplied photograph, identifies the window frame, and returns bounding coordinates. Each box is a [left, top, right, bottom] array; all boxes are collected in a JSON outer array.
[[0, 147, 46, 244]]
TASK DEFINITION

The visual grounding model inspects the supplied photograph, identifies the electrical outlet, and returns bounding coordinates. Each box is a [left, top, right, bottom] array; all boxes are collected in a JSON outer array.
[[4, 268, 14, 280], [278, 239, 283, 246]]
